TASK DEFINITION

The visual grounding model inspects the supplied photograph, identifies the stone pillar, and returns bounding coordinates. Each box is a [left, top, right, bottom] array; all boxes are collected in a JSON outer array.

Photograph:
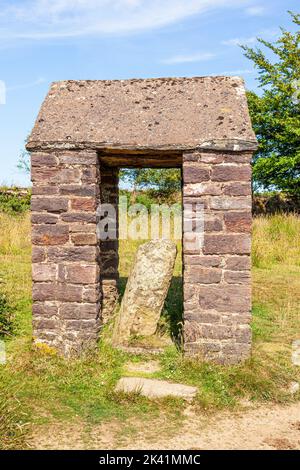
[[99, 165, 119, 323], [182, 151, 252, 364], [31, 150, 101, 356]]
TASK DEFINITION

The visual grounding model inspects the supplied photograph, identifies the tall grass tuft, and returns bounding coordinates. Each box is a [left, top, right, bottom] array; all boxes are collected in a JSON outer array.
[[252, 214, 300, 268], [0, 212, 31, 256]]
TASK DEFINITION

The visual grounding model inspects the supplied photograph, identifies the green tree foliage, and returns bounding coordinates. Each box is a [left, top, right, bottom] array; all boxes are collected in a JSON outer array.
[[243, 11, 300, 196], [120, 168, 181, 201]]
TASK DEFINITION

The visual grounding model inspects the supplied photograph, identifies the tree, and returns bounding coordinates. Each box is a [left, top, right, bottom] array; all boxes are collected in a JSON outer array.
[[242, 11, 300, 196], [120, 168, 181, 201]]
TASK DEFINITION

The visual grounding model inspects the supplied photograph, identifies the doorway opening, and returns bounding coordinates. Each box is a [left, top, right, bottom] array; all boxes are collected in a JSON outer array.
[[99, 152, 183, 351]]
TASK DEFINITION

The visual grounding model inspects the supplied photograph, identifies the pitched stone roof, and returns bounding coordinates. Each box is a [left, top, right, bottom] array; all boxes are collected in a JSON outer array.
[[27, 76, 257, 153]]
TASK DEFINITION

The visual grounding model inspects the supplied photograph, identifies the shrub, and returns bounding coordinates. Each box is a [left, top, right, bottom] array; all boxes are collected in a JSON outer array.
[[0, 188, 31, 214], [0, 293, 14, 337]]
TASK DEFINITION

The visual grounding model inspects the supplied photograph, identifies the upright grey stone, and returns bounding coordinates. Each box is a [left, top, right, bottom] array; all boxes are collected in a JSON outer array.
[[113, 240, 177, 345]]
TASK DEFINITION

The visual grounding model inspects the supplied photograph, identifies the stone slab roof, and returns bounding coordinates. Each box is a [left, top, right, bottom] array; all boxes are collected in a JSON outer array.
[[27, 76, 257, 153]]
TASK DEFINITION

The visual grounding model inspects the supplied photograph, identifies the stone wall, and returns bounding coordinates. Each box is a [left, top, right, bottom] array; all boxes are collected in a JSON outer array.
[[183, 151, 252, 364], [31, 150, 101, 355]]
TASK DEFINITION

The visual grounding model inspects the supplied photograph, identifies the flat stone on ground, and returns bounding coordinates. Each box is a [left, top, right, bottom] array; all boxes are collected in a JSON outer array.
[[124, 361, 161, 374], [115, 377, 197, 400]]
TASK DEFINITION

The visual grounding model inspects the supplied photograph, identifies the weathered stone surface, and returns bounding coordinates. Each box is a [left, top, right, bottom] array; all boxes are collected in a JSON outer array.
[[31, 196, 68, 213], [113, 240, 177, 345], [115, 377, 197, 400], [183, 166, 210, 183], [224, 212, 252, 232], [58, 264, 99, 284], [32, 263, 57, 282], [185, 266, 222, 284], [70, 197, 96, 211], [210, 196, 252, 211], [31, 213, 59, 224], [203, 234, 251, 254], [226, 256, 250, 271], [27, 77, 257, 152], [47, 246, 98, 262], [32, 225, 69, 245], [211, 165, 251, 182], [198, 285, 251, 313], [71, 232, 97, 246]]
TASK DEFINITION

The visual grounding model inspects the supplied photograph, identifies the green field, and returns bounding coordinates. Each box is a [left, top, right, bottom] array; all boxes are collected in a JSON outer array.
[[0, 212, 300, 449]]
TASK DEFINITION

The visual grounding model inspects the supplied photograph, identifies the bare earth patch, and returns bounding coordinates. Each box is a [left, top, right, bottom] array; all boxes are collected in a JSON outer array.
[[31, 401, 300, 450]]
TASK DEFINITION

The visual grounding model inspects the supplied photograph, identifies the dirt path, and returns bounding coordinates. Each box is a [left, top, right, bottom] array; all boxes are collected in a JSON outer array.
[[31, 401, 300, 450]]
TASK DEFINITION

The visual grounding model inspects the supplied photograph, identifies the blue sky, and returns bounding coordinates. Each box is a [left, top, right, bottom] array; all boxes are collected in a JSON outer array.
[[0, 0, 298, 187]]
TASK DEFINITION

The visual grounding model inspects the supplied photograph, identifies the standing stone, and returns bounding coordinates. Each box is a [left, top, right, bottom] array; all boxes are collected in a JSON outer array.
[[113, 240, 177, 346]]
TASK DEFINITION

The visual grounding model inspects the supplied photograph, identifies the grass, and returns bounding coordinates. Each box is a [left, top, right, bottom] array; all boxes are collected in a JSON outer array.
[[0, 211, 300, 448]]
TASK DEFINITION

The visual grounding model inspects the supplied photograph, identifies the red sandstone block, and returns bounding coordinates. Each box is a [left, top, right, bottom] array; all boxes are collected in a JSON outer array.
[[59, 264, 99, 284], [31, 213, 59, 224], [203, 233, 251, 254], [224, 211, 252, 233], [201, 324, 233, 340], [223, 182, 251, 196], [184, 310, 221, 323], [31, 153, 58, 167], [33, 283, 83, 302], [32, 302, 58, 318], [182, 153, 200, 162], [71, 232, 97, 246], [199, 153, 223, 164], [32, 246, 46, 262], [81, 167, 98, 183], [210, 196, 251, 210], [184, 255, 222, 267], [183, 283, 198, 302], [235, 326, 252, 343], [225, 256, 250, 271], [83, 286, 101, 303], [211, 165, 251, 182], [33, 318, 57, 330], [183, 320, 202, 343], [60, 184, 99, 197], [32, 186, 59, 196], [57, 152, 98, 165], [184, 182, 222, 196], [224, 270, 250, 284], [60, 303, 99, 320], [183, 165, 210, 183], [61, 212, 97, 223], [32, 225, 69, 245], [47, 246, 98, 262], [31, 196, 68, 213], [69, 224, 97, 233], [70, 198, 96, 211], [64, 319, 97, 331], [185, 266, 222, 284], [198, 284, 251, 313], [224, 153, 252, 164], [31, 167, 81, 184], [32, 263, 57, 282]]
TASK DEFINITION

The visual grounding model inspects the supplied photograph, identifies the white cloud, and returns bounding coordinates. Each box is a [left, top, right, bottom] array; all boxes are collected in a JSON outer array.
[[162, 52, 215, 64], [222, 36, 257, 47], [0, 0, 246, 40], [245, 6, 265, 16], [222, 28, 278, 47]]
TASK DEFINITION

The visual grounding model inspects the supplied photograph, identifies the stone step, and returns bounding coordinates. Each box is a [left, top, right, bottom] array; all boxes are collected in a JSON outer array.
[[115, 377, 197, 400]]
